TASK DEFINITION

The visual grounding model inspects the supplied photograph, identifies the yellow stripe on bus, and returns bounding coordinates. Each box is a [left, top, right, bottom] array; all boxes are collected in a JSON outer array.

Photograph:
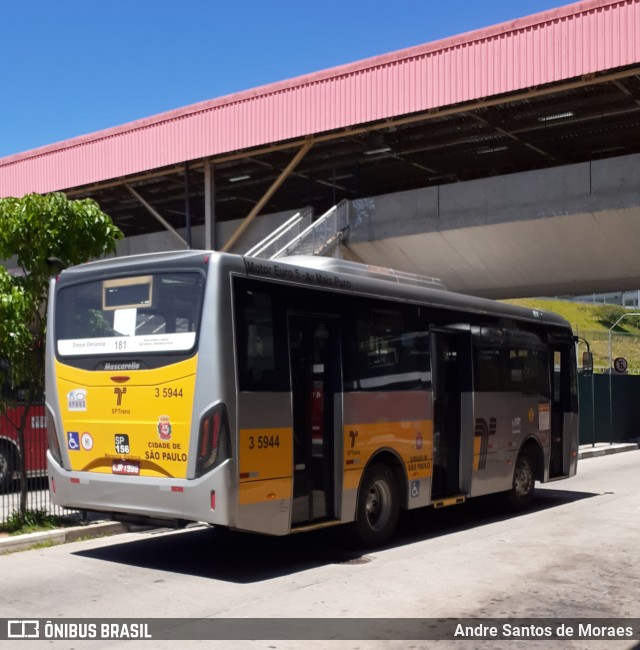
[[343, 419, 433, 479], [238, 477, 292, 505], [238, 427, 293, 482]]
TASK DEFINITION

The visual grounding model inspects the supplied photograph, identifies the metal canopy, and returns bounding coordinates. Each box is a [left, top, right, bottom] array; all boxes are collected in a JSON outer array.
[[67, 68, 640, 242]]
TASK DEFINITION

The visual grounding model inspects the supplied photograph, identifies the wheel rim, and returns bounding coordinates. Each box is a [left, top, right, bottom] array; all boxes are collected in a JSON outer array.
[[514, 457, 533, 497], [0, 454, 8, 482], [365, 479, 392, 531]]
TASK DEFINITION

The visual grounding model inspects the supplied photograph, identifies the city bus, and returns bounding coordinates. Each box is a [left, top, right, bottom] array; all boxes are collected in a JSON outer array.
[[45, 251, 578, 546]]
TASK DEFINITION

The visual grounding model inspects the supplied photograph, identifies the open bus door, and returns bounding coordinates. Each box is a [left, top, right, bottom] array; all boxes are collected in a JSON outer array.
[[430, 328, 473, 500], [288, 314, 342, 527], [549, 343, 576, 478]]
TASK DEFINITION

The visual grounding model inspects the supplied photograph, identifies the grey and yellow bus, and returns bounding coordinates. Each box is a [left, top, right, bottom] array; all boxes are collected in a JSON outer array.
[[46, 251, 578, 546]]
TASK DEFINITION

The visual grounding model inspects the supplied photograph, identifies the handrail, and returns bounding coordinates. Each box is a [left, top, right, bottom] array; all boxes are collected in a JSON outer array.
[[244, 207, 313, 258], [245, 212, 302, 257], [273, 199, 349, 259]]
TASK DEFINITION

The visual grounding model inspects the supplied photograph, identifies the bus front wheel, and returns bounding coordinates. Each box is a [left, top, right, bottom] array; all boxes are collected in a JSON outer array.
[[353, 463, 399, 547]]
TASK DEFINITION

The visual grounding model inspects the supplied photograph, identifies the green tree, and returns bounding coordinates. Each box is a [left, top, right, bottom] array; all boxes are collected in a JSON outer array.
[[593, 304, 626, 330], [0, 192, 122, 514]]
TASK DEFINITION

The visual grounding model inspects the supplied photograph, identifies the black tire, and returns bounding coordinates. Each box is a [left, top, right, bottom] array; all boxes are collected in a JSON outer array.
[[506, 449, 536, 510], [0, 445, 14, 490], [352, 463, 399, 547]]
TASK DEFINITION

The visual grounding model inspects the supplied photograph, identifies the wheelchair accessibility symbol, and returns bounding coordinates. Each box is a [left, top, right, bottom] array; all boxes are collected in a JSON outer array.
[[411, 480, 420, 498], [67, 431, 80, 451]]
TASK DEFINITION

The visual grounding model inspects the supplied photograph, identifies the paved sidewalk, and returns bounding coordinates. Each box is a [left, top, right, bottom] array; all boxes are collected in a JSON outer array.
[[1, 442, 637, 555], [578, 441, 638, 459]]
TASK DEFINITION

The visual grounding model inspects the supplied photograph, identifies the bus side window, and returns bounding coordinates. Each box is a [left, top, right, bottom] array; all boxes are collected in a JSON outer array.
[[473, 327, 507, 392], [236, 290, 278, 391], [508, 348, 550, 397], [345, 306, 429, 391]]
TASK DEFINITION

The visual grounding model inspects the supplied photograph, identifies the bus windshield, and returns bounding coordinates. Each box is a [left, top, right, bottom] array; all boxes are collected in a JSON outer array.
[[55, 271, 205, 357]]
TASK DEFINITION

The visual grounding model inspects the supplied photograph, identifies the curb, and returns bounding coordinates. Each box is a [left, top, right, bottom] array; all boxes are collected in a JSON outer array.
[[578, 442, 639, 460], [0, 521, 128, 555]]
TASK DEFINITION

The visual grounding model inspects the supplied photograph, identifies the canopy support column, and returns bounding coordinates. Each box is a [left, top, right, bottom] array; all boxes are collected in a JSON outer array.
[[124, 183, 188, 249], [222, 139, 314, 252]]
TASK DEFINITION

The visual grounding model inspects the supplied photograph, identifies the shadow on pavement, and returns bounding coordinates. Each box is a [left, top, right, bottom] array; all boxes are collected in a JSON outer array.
[[74, 487, 598, 584]]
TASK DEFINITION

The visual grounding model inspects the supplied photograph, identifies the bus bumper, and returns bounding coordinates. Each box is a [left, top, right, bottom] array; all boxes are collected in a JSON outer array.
[[47, 452, 233, 527]]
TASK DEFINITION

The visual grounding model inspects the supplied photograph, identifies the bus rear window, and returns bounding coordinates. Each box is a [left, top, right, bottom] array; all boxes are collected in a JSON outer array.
[[56, 272, 205, 357]]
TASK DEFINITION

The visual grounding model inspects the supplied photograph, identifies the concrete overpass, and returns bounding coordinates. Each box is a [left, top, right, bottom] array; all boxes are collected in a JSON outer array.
[[341, 153, 640, 298]]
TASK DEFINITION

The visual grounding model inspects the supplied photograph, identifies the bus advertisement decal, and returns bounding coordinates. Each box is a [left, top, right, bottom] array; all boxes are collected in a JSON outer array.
[[474, 417, 497, 471]]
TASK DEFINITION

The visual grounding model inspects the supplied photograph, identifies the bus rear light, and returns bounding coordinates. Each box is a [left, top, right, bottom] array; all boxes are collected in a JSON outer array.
[[196, 403, 230, 478], [200, 410, 220, 458], [210, 490, 216, 510]]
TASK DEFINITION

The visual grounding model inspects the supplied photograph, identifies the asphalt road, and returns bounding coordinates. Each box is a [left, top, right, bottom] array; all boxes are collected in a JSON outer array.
[[1, 451, 639, 650]]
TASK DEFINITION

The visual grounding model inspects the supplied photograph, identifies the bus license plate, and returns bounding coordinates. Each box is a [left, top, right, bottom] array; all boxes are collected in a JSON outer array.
[[112, 460, 140, 475]]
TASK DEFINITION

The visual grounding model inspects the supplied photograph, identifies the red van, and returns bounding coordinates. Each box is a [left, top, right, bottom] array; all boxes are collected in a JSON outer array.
[[0, 404, 47, 488]]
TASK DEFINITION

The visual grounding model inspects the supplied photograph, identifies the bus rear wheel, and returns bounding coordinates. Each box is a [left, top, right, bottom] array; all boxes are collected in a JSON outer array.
[[353, 463, 399, 547], [507, 450, 535, 510]]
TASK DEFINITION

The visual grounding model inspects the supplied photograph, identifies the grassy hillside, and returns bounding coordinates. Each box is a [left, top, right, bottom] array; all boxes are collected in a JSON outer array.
[[503, 298, 640, 374]]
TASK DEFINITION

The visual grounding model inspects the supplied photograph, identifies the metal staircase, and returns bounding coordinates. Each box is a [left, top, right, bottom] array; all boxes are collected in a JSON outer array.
[[245, 200, 349, 259], [244, 208, 313, 259], [244, 200, 446, 290]]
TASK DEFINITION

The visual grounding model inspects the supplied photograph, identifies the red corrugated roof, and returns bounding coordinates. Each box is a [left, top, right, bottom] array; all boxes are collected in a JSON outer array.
[[1, 0, 638, 197]]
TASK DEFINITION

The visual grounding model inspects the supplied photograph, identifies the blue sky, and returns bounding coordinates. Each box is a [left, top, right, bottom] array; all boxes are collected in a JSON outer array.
[[0, 0, 569, 159]]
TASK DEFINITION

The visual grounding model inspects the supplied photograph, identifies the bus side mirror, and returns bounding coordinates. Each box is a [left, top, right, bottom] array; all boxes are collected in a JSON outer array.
[[582, 351, 593, 375]]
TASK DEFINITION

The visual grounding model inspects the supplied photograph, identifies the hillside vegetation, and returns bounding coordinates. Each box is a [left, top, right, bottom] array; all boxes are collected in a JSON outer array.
[[503, 298, 640, 374]]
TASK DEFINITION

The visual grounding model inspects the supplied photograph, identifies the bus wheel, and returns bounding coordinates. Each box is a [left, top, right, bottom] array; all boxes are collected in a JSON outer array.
[[354, 463, 399, 547], [507, 450, 535, 510], [0, 446, 14, 489]]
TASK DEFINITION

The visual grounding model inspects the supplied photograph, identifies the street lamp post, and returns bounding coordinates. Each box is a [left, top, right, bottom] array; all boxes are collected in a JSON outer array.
[[608, 312, 640, 444]]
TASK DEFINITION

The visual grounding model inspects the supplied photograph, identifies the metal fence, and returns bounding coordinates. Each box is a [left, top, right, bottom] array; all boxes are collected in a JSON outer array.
[[0, 404, 80, 526], [578, 373, 640, 445]]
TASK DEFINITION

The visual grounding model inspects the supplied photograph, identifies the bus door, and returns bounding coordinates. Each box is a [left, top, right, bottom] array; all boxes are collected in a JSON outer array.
[[288, 314, 342, 526], [430, 328, 473, 499], [549, 345, 572, 478]]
